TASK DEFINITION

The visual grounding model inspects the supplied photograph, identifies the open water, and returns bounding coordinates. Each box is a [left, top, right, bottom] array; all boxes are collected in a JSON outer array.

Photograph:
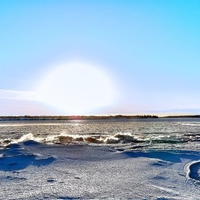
[[0, 118, 200, 151]]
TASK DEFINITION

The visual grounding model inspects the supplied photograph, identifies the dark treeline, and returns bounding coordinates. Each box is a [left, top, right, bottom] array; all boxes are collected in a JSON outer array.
[[0, 115, 159, 121], [1, 115, 200, 121], [163, 115, 200, 118]]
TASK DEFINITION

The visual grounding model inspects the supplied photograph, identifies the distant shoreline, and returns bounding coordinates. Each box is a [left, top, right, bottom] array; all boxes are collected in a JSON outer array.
[[0, 114, 200, 121]]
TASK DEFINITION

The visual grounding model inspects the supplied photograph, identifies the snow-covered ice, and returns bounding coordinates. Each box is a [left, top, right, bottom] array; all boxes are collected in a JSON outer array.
[[0, 141, 200, 199]]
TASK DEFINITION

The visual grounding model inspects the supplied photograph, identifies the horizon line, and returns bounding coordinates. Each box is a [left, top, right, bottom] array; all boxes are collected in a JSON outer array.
[[0, 114, 200, 119]]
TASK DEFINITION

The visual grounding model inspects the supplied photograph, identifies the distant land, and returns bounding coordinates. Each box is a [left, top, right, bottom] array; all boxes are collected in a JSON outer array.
[[0, 115, 158, 121], [0, 115, 200, 121]]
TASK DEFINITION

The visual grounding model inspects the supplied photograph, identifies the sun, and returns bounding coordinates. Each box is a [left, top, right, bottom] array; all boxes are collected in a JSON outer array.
[[36, 61, 116, 114]]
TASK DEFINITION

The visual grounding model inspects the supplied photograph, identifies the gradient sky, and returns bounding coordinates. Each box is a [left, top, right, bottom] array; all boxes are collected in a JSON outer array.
[[1, 0, 200, 116]]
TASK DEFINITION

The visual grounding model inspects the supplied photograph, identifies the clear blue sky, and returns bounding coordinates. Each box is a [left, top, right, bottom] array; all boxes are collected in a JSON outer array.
[[1, 0, 200, 115]]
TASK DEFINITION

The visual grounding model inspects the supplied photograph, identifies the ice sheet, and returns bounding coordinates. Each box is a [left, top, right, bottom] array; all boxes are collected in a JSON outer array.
[[0, 141, 200, 199]]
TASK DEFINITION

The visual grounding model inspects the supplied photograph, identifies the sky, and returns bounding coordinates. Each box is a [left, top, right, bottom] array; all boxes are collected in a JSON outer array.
[[1, 0, 200, 116]]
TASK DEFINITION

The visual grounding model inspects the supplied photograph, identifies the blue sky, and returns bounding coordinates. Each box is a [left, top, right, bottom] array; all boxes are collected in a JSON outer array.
[[1, 0, 200, 115]]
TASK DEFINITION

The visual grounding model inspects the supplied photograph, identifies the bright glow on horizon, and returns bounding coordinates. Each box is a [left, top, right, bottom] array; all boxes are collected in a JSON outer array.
[[36, 61, 117, 114]]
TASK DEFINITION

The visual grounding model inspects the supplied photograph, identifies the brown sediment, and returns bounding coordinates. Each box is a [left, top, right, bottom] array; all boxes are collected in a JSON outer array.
[[58, 136, 84, 144], [84, 137, 103, 144], [58, 136, 73, 143], [3, 140, 11, 144], [74, 137, 84, 142]]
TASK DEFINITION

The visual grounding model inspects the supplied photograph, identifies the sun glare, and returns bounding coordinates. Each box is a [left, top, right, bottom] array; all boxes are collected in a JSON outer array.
[[36, 62, 116, 114]]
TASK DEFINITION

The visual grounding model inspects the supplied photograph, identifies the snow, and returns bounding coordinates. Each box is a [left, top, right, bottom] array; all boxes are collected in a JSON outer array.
[[0, 141, 200, 199]]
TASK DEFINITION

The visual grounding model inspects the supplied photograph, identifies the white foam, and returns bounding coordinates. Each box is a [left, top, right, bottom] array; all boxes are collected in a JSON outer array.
[[51, 133, 140, 145], [11, 133, 43, 144], [104, 136, 119, 144]]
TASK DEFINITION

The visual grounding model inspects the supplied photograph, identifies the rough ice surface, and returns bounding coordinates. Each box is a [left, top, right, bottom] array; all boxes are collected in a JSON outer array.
[[0, 141, 200, 199]]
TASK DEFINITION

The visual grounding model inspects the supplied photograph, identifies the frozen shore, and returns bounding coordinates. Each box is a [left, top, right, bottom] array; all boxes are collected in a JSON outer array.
[[0, 141, 200, 199]]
